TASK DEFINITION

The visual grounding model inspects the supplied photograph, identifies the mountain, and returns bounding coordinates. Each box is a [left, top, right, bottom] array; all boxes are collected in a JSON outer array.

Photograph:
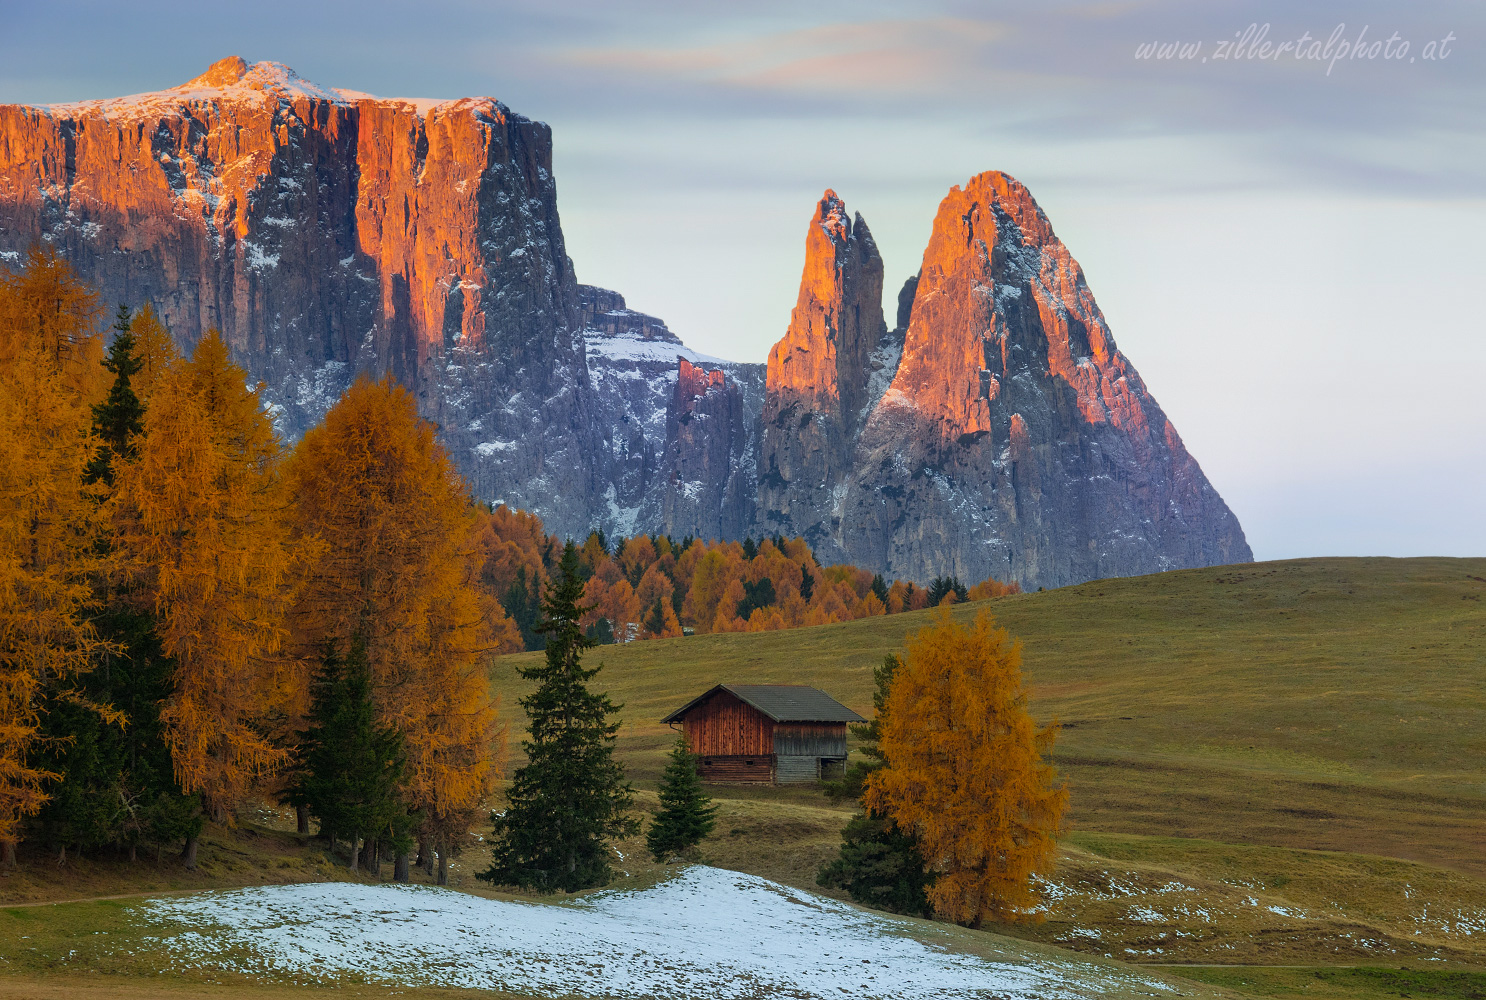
[[756, 191, 892, 562], [0, 56, 603, 536], [0, 59, 1249, 588], [791, 175, 1251, 588], [577, 284, 763, 540]]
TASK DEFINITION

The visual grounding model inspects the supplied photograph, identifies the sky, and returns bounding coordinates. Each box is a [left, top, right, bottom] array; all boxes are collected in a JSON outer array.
[[1, 0, 1481, 561]]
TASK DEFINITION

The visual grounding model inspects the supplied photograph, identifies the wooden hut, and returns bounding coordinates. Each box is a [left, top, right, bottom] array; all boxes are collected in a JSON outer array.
[[661, 684, 865, 784]]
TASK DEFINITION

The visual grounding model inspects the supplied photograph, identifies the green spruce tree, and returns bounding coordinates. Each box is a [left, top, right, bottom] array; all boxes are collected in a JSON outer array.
[[36, 314, 201, 863], [84, 305, 145, 487], [818, 653, 936, 916], [290, 637, 414, 872], [646, 735, 717, 862], [480, 541, 636, 892]]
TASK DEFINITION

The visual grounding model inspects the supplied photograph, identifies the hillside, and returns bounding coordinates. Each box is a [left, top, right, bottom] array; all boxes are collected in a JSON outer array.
[[493, 556, 1486, 876], [1, 556, 1483, 999]]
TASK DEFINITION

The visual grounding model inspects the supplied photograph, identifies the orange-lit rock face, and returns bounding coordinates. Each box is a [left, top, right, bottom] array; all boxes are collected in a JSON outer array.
[[0, 58, 596, 535], [757, 191, 886, 550], [834, 170, 1250, 587], [881, 171, 1145, 454]]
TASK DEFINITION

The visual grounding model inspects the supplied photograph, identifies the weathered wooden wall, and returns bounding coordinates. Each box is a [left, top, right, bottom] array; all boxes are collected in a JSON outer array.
[[697, 754, 774, 783], [772, 723, 848, 759], [682, 691, 774, 755], [775, 755, 820, 783]]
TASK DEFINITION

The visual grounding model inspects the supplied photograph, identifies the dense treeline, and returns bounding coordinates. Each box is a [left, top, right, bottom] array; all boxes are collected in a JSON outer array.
[[0, 249, 511, 872], [478, 520, 1018, 652]]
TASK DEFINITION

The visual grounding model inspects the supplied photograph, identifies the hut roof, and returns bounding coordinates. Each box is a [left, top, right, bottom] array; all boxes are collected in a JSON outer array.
[[661, 684, 865, 724]]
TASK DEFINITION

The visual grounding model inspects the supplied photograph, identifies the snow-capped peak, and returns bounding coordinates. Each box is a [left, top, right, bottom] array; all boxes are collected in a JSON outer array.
[[27, 56, 458, 121]]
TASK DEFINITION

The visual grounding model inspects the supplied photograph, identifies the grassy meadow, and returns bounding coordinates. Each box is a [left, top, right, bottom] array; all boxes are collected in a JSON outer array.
[[1, 555, 1482, 999], [493, 556, 1486, 876]]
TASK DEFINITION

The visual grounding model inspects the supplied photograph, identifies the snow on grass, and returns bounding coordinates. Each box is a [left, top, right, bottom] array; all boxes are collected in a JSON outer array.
[[144, 866, 1144, 999]]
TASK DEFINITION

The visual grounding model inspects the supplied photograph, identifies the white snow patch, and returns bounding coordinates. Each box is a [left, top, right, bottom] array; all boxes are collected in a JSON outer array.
[[242, 240, 279, 271], [142, 866, 1120, 999], [586, 331, 735, 368], [475, 440, 517, 457]]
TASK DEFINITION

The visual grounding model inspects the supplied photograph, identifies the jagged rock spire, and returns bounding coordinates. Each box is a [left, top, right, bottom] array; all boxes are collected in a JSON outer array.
[[756, 190, 887, 556]]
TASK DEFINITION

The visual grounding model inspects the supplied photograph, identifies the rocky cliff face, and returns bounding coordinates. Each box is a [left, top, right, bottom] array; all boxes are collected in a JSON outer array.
[[756, 192, 888, 560], [661, 359, 755, 541], [0, 56, 601, 536], [822, 172, 1251, 588], [0, 63, 1249, 587]]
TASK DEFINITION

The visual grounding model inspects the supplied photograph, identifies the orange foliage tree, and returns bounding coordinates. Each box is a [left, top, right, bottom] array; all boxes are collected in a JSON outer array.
[[287, 375, 514, 862], [0, 250, 108, 860], [866, 610, 1067, 926], [561, 528, 1018, 648], [114, 332, 297, 831]]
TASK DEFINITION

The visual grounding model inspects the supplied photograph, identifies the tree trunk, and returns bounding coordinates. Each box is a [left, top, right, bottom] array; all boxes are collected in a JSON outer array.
[[422, 837, 436, 877], [1, 841, 14, 868], [348, 835, 359, 872], [182, 835, 198, 869], [361, 836, 378, 876], [296, 805, 309, 835], [437, 842, 449, 886], [57, 844, 66, 865], [129, 843, 137, 863], [394, 852, 410, 883], [416, 834, 430, 874]]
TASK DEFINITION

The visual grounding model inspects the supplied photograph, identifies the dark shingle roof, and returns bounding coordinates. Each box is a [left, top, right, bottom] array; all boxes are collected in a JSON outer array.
[[661, 684, 865, 724]]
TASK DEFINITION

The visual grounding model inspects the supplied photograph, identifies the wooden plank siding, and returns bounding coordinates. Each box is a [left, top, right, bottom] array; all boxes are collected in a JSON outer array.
[[772, 723, 848, 759], [774, 755, 820, 783], [697, 754, 775, 783], [680, 690, 774, 756]]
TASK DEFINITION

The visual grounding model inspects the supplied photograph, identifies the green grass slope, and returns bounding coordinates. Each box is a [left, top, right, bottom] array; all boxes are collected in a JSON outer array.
[[493, 557, 1486, 876]]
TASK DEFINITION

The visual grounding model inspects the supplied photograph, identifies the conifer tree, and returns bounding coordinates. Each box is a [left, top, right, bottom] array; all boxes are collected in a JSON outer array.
[[866, 610, 1067, 926], [83, 306, 143, 486], [116, 330, 296, 839], [287, 375, 508, 872], [35, 317, 199, 862], [818, 653, 935, 916], [291, 637, 413, 872], [480, 542, 636, 892], [646, 735, 716, 862], [0, 250, 108, 862]]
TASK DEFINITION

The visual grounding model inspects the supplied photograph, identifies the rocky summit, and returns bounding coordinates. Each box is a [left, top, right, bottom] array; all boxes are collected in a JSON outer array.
[[0, 60, 1249, 588], [832, 174, 1252, 588]]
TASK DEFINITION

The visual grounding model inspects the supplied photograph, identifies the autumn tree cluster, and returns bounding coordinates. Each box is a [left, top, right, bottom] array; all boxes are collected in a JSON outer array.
[[476, 524, 1019, 651], [0, 250, 514, 874], [821, 610, 1068, 927]]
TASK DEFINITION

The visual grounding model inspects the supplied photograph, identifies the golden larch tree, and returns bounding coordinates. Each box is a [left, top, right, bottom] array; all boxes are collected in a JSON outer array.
[[287, 375, 510, 841], [126, 302, 178, 401], [0, 251, 108, 859], [115, 331, 297, 825], [866, 609, 1067, 926]]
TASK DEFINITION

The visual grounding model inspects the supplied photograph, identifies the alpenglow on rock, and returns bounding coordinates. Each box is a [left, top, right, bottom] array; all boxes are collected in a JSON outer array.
[[0, 56, 602, 537], [764, 174, 1251, 589], [756, 191, 890, 563], [0, 62, 1247, 588]]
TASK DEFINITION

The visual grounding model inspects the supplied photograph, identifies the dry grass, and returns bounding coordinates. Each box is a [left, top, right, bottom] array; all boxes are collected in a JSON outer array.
[[492, 556, 1486, 877], [1, 556, 1482, 998]]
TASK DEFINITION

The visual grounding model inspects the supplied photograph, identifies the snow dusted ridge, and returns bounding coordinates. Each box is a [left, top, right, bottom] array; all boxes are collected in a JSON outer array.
[[579, 285, 765, 541], [144, 867, 1173, 999], [31, 56, 458, 120]]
